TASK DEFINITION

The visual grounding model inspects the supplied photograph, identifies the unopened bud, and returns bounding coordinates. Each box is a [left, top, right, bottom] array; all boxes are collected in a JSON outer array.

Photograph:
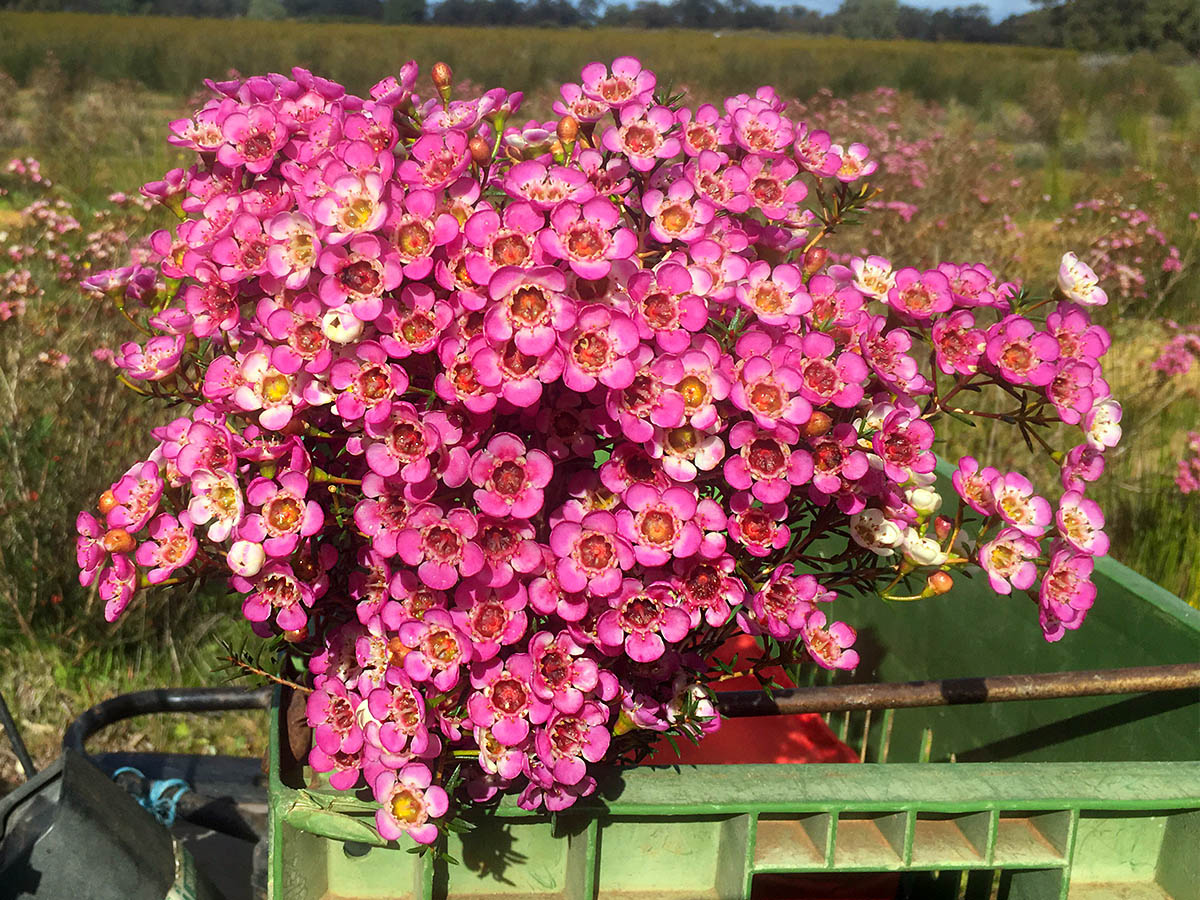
[[803, 246, 828, 280], [102, 528, 136, 554], [431, 62, 453, 103], [98, 489, 118, 515], [227, 540, 266, 578], [927, 571, 954, 595], [933, 516, 953, 541], [803, 411, 833, 438], [556, 115, 579, 143], [469, 135, 492, 167]]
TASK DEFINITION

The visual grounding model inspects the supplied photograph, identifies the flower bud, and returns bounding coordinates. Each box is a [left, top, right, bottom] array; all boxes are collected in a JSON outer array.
[[556, 115, 579, 143], [927, 571, 954, 595], [102, 528, 136, 554], [803, 246, 828, 280], [323, 306, 363, 344], [227, 540, 266, 578], [803, 411, 833, 438], [469, 135, 492, 168], [431, 62, 453, 104], [98, 489, 118, 515], [907, 486, 942, 518], [933, 516, 953, 541]]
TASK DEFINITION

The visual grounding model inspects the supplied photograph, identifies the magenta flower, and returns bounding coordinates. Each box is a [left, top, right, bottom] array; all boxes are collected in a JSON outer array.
[[742, 565, 821, 640], [388, 188, 459, 281], [833, 142, 877, 181], [580, 57, 656, 109], [932, 311, 985, 376], [76, 512, 106, 587], [793, 124, 842, 177], [725, 422, 810, 503], [528, 630, 599, 714], [240, 470, 324, 558], [561, 303, 640, 392], [1056, 491, 1109, 556], [540, 198, 637, 280], [397, 130, 470, 190], [803, 610, 859, 670], [218, 105, 288, 174], [978, 527, 1040, 594], [617, 483, 725, 566], [1047, 360, 1098, 425], [549, 510, 634, 597], [731, 103, 794, 156], [1047, 303, 1110, 363], [642, 181, 715, 244], [230, 351, 304, 432], [736, 261, 810, 325], [650, 336, 730, 429], [451, 580, 529, 662], [727, 492, 790, 557], [312, 172, 387, 244], [554, 81, 608, 123], [790, 331, 867, 409], [677, 104, 732, 156], [188, 468, 243, 542], [317, 234, 401, 320], [366, 675, 434, 758], [395, 504, 485, 590], [991, 471, 1053, 537], [469, 433, 553, 519], [731, 337, 811, 431], [503, 161, 596, 211], [596, 582, 691, 663], [1038, 545, 1096, 641], [534, 702, 611, 786], [672, 556, 742, 628], [237, 562, 315, 632], [740, 155, 808, 220], [266, 212, 320, 289], [685, 150, 751, 214], [463, 201, 544, 281], [99, 554, 137, 622], [307, 679, 365, 761], [106, 460, 163, 533], [134, 512, 198, 584], [329, 341, 409, 425], [986, 317, 1060, 387], [485, 266, 574, 355], [951, 456, 1000, 516], [810, 424, 870, 496], [466, 655, 551, 746], [397, 609, 473, 691], [1060, 444, 1106, 492], [887, 267, 954, 320], [373, 764, 448, 845], [116, 335, 185, 381], [872, 411, 936, 483]]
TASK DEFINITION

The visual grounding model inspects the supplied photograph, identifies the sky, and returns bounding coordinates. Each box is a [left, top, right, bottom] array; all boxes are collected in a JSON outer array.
[[801, 0, 1039, 20]]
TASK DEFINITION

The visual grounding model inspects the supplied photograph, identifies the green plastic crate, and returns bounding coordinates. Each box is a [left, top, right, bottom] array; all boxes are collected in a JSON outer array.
[[269, 471, 1200, 900]]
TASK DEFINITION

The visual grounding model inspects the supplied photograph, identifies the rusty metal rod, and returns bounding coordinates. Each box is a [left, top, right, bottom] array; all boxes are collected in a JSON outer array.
[[717, 663, 1200, 717]]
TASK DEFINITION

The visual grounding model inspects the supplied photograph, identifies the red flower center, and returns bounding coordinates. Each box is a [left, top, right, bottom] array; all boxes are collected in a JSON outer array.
[[357, 364, 392, 402], [623, 123, 658, 155], [242, 131, 275, 161], [540, 649, 571, 687], [491, 233, 530, 267], [813, 441, 845, 473], [401, 312, 436, 345], [749, 381, 784, 414], [747, 437, 786, 476], [339, 259, 380, 295], [572, 332, 611, 371], [577, 533, 615, 571], [510, 286, 549, 324], [491, 677, 528, 715], [472, 601, 507, 639], [265, 495, 303, 535], [566, 224, 607, 260], [639, 509, 677, 546], [423, 524, 462, 561], [1000, 341, 1035, 373], [291, 321, 325, 356], [740, 510, 773, 543], [621, 595, 661, 630], [388, 422, 426, 459]]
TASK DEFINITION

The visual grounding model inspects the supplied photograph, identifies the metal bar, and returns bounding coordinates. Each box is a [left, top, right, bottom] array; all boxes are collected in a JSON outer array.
[[717, 663, 1200, 717], [0, 688, 37, 779]]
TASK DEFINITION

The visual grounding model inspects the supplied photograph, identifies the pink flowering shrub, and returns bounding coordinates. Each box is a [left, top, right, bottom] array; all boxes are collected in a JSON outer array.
[[76, 59, 1123, 844]]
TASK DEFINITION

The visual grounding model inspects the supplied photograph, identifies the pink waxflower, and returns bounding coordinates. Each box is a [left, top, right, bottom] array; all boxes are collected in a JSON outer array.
[[617, 483, 726, 566], [240, 470, 325, 559], [1084, 399, 1123, 451], [1038, 546, 1096, 641], [76, 512, 107, 587], [485, 266, 574, 355], [389, 188, 459, 281], [872, 411, 936, 483], [238, 562, 316, 632], [978, 527, 1040, 594], [540, 198, 637, 280], [502, 161, 595, 211], [218, 105, 288, 174], [580, 57, 656, 109], [1060, 444, 1106, 493], [951, 456, 1000, 516], [642, 181, 715, 244], [790, 331, 867, 409], [469, 433, 554, 518], [561, 304, 640, 392], [373, 764, 448, 845], [527, 631, 600, 714], [397, 130, 470, 190], [740, 155, 808, 220], [266, 212, 320, 289], [727, 492, 790, 557], [736, 261, 810, 325], [134, 512, 198, 584], [451, 580, 529, 662], [106, 460, 164, 533], [601, 103, 681, 172], [1057, 252, 1107, 306], [742, 565, 822, 641], [396, 504, 485, 590], [463, 200, 544, 281], [549, 511, 634, 597], [677, 105, 731, 156], [991, 472, 1053, 537], [731, 102, 794, 156], [312, 172, 387, 244], [230, 351, 305, 432], [1056, 491, 1109, 556], [317, 234, 401, 320], [887, 267, 954, 320], [534, 703, 611, 786], [99, 554, 137, 622], [793, 124, 842, 177], [596, 581, 691, 663], [329, 341, 410, 425], [1047, 360, 1098, 425], [725, 422, 811, 503], [833, 142, 877, 181], [466, 655, 551, 746], [803, 610, 859, 670], [809, 424, 870, 496], [116, 335, 185, 382], [986, 317, 1060, 386], [932, 311, 985, 376]]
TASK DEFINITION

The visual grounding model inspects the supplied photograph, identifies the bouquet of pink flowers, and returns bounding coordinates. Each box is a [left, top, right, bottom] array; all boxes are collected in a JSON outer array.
[[77, 57, 1120, 844]]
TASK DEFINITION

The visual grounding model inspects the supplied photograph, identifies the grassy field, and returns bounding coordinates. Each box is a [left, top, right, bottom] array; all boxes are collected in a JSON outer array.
[[0, 13, 1196, 787]]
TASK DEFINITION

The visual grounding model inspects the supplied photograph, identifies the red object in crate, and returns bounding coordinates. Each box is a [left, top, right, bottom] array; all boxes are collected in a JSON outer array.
[[647, 635, 860, 765], [648, 636, 900, 900]]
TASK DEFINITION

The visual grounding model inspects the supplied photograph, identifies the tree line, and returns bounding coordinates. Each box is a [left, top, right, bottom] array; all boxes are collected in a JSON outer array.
[[1, 0, 1197, 56]]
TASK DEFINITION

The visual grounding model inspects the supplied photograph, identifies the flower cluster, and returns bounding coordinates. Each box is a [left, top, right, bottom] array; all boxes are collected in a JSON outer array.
[[77, 59, 1120, 844], [1177, 433, 1200, 495]]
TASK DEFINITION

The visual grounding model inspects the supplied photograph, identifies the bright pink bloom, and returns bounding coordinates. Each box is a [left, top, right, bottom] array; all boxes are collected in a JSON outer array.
[[595, 581, 691, 662], [1056, 491, 1109, 556], [978, 527, 1040, 594]]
